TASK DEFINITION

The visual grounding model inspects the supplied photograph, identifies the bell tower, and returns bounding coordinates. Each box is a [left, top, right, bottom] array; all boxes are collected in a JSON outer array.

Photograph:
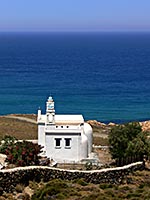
[[46, 96, 55, 124]]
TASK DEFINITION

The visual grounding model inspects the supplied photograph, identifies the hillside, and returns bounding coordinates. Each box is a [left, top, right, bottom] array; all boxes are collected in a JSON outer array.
[[1, 170, 150, 200], [1, 115, 150, 199], [0, 114, 37, 140]]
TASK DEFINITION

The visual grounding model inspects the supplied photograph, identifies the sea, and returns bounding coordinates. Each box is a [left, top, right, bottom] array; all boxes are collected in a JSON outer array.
[[0, 32, 150, 123]]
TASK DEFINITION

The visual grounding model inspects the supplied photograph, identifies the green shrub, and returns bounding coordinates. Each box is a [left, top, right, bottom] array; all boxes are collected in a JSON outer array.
[[99, 183, 113, 189], [83, 193, 101, 200], [85, 161, 92, 170], [56, 193, 66, 199], [31, 179, 68, 200], [15, 184, 25, 193], [139, 183, 145, 189], [126, 192, 141, 199], [74, 178, 88, 186]]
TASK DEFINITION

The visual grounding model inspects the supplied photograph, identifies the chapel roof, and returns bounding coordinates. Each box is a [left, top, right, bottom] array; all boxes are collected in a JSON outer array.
[[38, 114, 84, 125]]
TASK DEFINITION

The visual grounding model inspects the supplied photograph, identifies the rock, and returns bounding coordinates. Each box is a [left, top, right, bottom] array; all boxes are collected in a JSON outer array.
[[88, 119, 150, 131], [108, 122, 116, 126], [24, 186, 34, 198], [140, 121, 150, 132], [87, 120, 106, 127], [16, 193, 25, 200], [0, 153, 7, 168], [15, 192, 30, 200], [0, 187, 3, 196]]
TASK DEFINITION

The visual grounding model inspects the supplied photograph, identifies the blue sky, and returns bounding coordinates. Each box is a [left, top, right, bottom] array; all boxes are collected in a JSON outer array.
[[0, 0, 150, 32]]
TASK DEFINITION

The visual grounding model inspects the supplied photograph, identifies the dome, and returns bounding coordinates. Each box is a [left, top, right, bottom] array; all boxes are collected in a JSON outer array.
[[83, 123, 93, 155]]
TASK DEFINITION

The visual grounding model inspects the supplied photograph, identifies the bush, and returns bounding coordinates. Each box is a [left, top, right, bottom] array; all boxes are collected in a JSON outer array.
[[85, 161, 93, 170], [15, 184, 25, 193], [74, 178, 88, 186], [31, 179, 69, 200], [108, 122, 150, 165], [99, 183, 113, 189], [0, 135, 42, 166]]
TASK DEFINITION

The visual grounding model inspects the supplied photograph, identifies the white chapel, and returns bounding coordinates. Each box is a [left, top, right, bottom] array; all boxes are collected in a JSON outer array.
[[37, 96, 93, 163]]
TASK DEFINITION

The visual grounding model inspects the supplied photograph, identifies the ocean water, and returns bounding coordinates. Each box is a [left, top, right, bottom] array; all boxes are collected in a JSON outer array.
[[0, 32, 150, 123]]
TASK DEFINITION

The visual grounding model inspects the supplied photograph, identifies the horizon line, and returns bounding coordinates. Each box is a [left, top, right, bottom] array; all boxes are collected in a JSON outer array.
[[1, 30, 150, 33]]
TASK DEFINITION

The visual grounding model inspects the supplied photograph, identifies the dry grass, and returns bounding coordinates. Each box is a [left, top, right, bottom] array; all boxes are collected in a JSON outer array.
[[93, 136, 109, 146], [0, 114, 109, 143], [0, 115, 37, 140]]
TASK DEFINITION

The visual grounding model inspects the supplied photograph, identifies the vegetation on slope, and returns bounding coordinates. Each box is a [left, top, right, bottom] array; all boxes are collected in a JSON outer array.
[[31, 173, 150, 200], [1, 170, 150, 200]]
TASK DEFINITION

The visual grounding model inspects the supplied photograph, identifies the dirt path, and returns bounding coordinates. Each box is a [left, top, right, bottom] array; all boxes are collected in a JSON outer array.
[[3, 115, 37, 124]]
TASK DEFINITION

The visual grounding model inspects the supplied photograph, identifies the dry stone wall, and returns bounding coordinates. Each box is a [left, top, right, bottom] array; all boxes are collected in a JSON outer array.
[[0, 162, 143, 193]]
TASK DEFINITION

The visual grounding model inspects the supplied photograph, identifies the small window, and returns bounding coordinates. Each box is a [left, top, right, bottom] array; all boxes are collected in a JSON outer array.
[[61, 126, 63, 128], [55, 138, 61, 148], [56, 126, 58, 128], [65, 138, 71, 148], [66, 126, 69, 128]]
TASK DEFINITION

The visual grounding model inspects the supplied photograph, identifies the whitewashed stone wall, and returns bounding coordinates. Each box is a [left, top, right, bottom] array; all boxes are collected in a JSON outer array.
[[0, 162, 143, 193]]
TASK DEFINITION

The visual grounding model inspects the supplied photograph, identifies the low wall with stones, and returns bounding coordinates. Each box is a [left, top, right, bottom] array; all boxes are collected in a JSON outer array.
[[0, 162, 143, 193]]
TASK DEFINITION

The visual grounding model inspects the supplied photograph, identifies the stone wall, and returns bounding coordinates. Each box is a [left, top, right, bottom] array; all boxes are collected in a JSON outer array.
[[0, 162, 143, 193]]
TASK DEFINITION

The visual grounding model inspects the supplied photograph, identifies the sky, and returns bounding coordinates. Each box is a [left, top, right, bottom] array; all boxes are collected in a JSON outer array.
[[0, 0, 150, 32]]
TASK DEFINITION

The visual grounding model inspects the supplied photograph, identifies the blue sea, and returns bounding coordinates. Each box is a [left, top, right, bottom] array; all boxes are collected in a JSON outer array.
[[0, 32, 150, 123]]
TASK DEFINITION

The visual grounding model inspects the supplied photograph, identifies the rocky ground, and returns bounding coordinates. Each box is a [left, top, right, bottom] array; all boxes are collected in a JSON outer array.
[[88, 119, 150, 135]]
